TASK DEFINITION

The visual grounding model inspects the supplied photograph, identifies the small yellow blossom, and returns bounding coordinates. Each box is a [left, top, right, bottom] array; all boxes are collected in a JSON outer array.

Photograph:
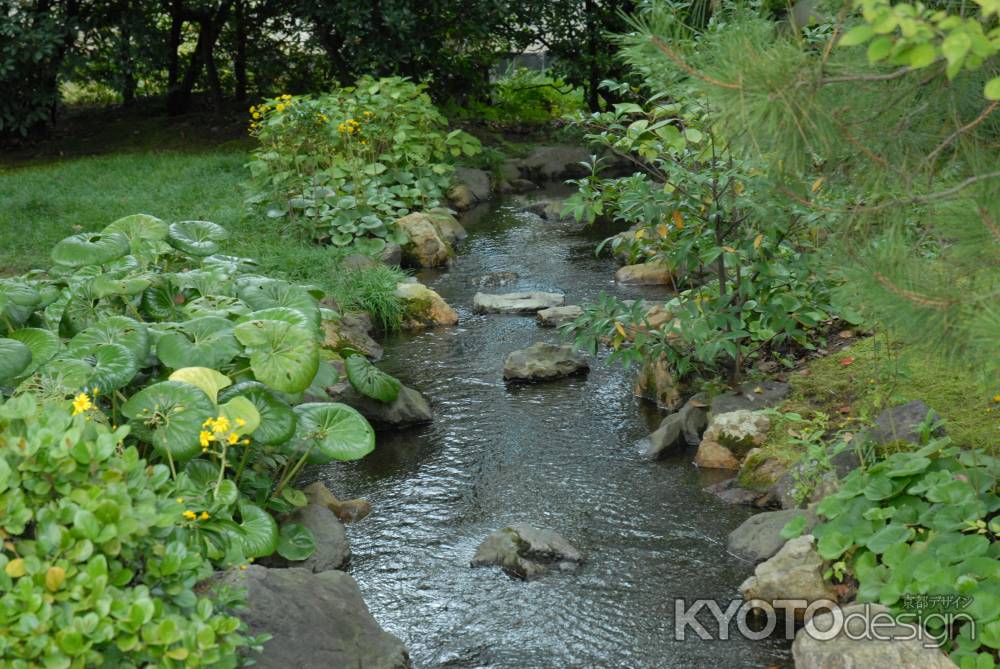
[[363, 110, 373, 117], [212, 416, 230, 433], [71, 393, 93, 415], [276, 103, 286, 112], [227, 433, 239, 445], [236, 418, 246, 427], [203, 418, 215, 429], [199, 511, 209, 521], [176, 497, 185, 504], [182, 510, 197, 521], [242, 438, 251, 445], [199, 431, 215, 448], [993, 394, 1000, 403], [281, 94, 291, 100]]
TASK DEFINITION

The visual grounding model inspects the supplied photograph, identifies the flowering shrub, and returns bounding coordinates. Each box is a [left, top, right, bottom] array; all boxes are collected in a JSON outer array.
[[245, 76, 481, 251], [0, 394, 264, 666]]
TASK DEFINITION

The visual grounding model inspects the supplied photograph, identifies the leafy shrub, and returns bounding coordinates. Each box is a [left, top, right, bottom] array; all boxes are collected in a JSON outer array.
[[788, 439, 999, 667], [0, 394, 262, 667], [0, 213, 392, 567], [563, 102, 842, 382], [245, 76, 481, 249], [455, 67, 585, 126]]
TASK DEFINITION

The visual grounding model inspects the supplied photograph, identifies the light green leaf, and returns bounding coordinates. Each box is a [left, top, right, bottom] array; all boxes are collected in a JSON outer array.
[[219, 396, 261, 436], [156, 317, 241, 370], [839, 25, 875, 47], [86, 343, 138, 392], [217, 381, 297, 445], [236, 500, 278, 558], [7, 328, 60, 375], [68, 316, 150, 364], [166, 220, 228, 256], [169, 367, 232, 403], [985, 76, 1000, 100], [345, 354, 401, 403], [51, 232, 130, 267], [277, 523, 316, 561], [0, 338, 32, 383], [292, 402, 375, 464]]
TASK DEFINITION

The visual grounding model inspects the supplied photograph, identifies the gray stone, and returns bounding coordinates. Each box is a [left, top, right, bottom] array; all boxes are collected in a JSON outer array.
[[396, 212, 453, 268], [334, 384, 433, 430], [514, 145, 593, 181], [303, 481, 372, 524], [727, 508, 817, 563], [710, 381, 790, 416], [281, 503, 350, 572], [536, 305, 583, 327], [865, 400, 945, 446], [705, 479, 773, 507], [614, 262, 674, 285], [454, 167, 492, 201], [426, 208, 467, 245], [379, 242, 402, 266], [498, 178, 538, 194], [468, 271, 519, 288], [503, 342, 589, 382], [473, 291, 564, 314], [323, 313, 383, 360], [222, 566, 411, 669], [471, 524, 583, 579], [643, 395, 708, 459], [793, 603, 958, 669], [738, 535, 836, 616]]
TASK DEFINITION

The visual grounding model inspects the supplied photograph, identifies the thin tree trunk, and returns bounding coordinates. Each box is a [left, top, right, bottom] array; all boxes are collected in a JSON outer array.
[[168, 0, 234, 115], [233, 0, 247, 101]]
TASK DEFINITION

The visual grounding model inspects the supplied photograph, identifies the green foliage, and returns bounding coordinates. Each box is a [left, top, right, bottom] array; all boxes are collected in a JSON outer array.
[[245, 77, 481, 246], [459, 67, 585, 126], [0, 212, 382, 569], [0, 394, 262, 666], [564, 103, 839, 381], [806, 439, 999, 666], [345, 354, 402, 403]]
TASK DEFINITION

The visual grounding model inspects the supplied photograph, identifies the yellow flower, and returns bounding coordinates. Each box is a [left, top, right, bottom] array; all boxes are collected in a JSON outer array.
[[92, 387, 99, 396], [993, 394, 1000, 403], [203, 418, 215, 429], [71, 393, 93, 415], [227, 433, 239, 445], [199, 511, 209, 520], [199, 431, 215, 448], [281, 94, 291, 100], [236, 418, 246, 427], [252, 112, 261, 119], [212, 416, 230, 433], [276, 103, 286, 112], [176, 497, 185, 504], [249, 105, 256, 113], [363, 110, 373, 118], [182, 510, 197, 521], [242, 438, 251, 445]]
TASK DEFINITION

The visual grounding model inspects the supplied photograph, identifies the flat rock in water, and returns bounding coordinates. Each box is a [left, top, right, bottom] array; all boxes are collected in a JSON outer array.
[[503, 342, 589, 382], [222, 566, 411, 669], [471, 523, 583, 579], [643, 395, 708, 459], [473, 291, 564, 314], [536, 305, 583, 327], [468, 271, 519, 288], [793, 604, 958, 669], [332, 384, 432, 430]]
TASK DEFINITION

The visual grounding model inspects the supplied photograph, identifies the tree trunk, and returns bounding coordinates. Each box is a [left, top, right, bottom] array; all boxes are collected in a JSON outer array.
[[167, 0, 234, 115], [119, 0, 136, 107], [167, 0, 184, 91], [233, 0, 247, 101]]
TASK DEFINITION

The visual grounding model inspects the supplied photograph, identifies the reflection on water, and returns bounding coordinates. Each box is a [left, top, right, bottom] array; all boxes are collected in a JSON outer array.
[[316, 196, 790, 668]]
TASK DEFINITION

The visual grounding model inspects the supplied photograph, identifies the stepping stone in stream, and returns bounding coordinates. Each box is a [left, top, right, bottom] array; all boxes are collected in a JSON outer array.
[[473, 291, 563, 314], [536, 305, 583, 327], [503, 342, 589, 382]]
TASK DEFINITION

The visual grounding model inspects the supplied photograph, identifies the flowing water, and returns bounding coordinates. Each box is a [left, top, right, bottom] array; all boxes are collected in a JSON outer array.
[[316, 193, 791, 669]]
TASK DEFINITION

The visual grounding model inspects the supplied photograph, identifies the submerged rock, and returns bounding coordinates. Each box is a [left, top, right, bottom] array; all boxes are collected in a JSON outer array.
[[738, 535, 836, 618], [614, 262, 674, 285], [503, 343, 589, 382], [726, 508, 816, 563], [473, 291, 564, 314], [222, 566, 411, 669], [471, 524, 583, 579], [792, 603, 958, 669], [468, 271, 519, 288], [395, 281, 458, 329], [705, 478, 775, 508], [332, 384, 433, 430], [536, 305, 583, 327], [303, 481, 372, 524], [498, 178, 538, 194]]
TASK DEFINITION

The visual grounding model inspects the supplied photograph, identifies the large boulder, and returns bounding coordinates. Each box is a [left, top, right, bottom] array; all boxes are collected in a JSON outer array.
[[471, 524, 583, 579], [727, 508, 817, 563], [792, 603, 958, 669], [633, 355, 681, 410], [447, 167, 492, 211], [222, 566, 411, 669], [473, 291, 564, 314], [864, 400, 944, 447], [736, 448, 791, 496], [536, 305, 583, 327], [614, 262, 674, 285], [277, 503, 350, 573], [644, 395, 708, 459], [395, 281, 458, 329], [503, 343, 589, 382], [396, 212, 454, 268], [332, 384, 433, 430], [322, 313, 383, 360], [738, 534, 837, 617], [694, 410, 771, 470], [425, 208, 467, 246], [303, 481, 372, 524], [513, 145, 592, 181]]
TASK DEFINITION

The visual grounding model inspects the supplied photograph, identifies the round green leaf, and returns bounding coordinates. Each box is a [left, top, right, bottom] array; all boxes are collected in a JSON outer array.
[[277, 523, 316, 561], [217, 381, 297, 445], [0, 279, 42, 325], [103, 213, 169, 247], [142, 279, 186, 321], [85, 344, 138, 392], [236, 278, 320, 327], [292, 402, 374, 464], [233, 319, 319, 393], [90, 274, 151, 298], [0, 338, 32, 383], [35, 357, 93, 391], [236, 307, 313, 330], [121, 381, 215, 461], [169, 367, 232, 403], [345, 354, 401, 403], [68, 316, 150, 363], [167, 220, 228, 256], [7, 328, 60, 375], [864, 523, 914, 554], [156, 317, 241, 370], [51, 232, 130, 267], [817, 530, 853, 560], [236, 500, 278, 558]]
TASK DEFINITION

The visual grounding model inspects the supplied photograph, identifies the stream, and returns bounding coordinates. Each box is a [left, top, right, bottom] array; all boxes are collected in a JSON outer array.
[[316, 192, 792, 668]]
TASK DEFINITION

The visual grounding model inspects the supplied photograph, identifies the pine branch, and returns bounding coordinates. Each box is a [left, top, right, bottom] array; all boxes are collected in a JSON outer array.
[[648, 36, 742, 90], [924, 101, 1000, 169], [872, 271, 953, 310]]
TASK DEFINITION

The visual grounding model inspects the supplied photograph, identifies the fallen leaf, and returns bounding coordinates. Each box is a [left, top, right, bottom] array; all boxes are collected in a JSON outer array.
[[672, 210, 684, 230], [840, 356, 855, 366], [799, 369, 812, 376], [811, 177, 825, 193], [837, 405, 852, 414], [753, 234, 763, 249], [753, 386, 764, 394], [838, 330, 854, 339]]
